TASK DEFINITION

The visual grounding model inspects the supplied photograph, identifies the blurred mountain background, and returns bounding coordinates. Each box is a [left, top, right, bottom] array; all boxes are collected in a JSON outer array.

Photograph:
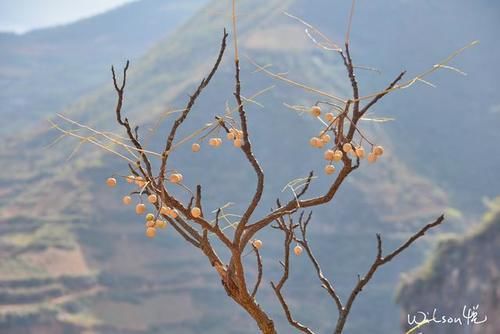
[[0, 0, 498, 333]]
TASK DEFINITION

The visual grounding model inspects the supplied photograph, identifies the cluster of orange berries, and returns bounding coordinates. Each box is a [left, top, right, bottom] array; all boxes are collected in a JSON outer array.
[[308, 106, 385, 175], [191, 128, 245, 152], [105, 176, 178, 239]]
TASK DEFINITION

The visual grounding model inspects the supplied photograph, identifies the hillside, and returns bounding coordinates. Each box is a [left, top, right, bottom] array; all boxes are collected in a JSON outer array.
[[397, 197, 500, 334], [0, 0, 207, 135], [0, 0, 498, 333]]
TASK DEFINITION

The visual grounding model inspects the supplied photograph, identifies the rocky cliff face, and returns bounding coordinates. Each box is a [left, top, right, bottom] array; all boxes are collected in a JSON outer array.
[[397, 198, 500, 334]]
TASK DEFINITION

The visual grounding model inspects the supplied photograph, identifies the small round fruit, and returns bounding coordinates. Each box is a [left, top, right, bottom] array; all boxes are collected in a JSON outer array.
[[146, 227, 156, 238], [135, 203, 146, 215], [310, 106, 321, 117], [191, 143, 201, 152], [234, 139, 243, 148], [122, 195, 132, 205], [135, 177, 145, 187], [209, 138, 219, 147], [294, 245, 303, 256], [367, 152, 377, 163], [147, 194, 157, 204], [170, 209, 178, 219], [235, 130, 243, 139], [253, 239, 263, 250], [342, 143, 353, 153], [126, 175, 135, 184], [191, 207, 201, 218], [160, 206, 169, 215], [324, 164, 336, 175], [325, 112, 335, 122], [355, 146, 365, 158], [324, 149, 335, 161], [145, 213, 155, 222], [106, 177, 117, 187], [333, 150, 343, 162], [156, 220, 167, 229], [227, 131, 236, 140], [169, 173, 183, 183], [309, 137, 322, 148], [146, 220, 155, 228], [373, 145, 384, 156], [321, 133, 331, 144]]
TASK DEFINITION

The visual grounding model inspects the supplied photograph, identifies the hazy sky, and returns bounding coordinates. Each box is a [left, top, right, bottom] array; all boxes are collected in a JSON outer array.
[[0, 0, 135, 33]]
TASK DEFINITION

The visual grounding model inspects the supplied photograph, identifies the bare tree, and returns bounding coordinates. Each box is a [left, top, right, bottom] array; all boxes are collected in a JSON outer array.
[[52, 1, 476, 333]]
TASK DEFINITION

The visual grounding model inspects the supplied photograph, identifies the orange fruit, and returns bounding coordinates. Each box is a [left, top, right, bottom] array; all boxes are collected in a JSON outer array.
[[310, 106, 321, 117], [156, 220, 167, 229], [324, 149, 335, 161], [160, 206, 169, 215], [324, 165, 336, 175], [106, 177, 117, 187], [325, 113, 335, 122], [234, 139, 243, 148], [170, 209, 178, 219], [321, 133, 331, 144], [169, 173, 183, 183], [309, 137, 321, 148], [367, 152, 377, 163], [294, 245, 303, 256], [373, 145, 384, 156], [333, 150, 343, 162], [135, 203, 146, 215], [146, 227, 156, 238], [342, 143, 352, 153], [146, 220, 155, 228], [191, 207, 201, 218], [126, 175, 135, 184], [191, 143, 201, 152], [122, 196, 132, 205], [147, 194, 157, 204], [253, 239, 263, 249], [355, 147, 365, 158]]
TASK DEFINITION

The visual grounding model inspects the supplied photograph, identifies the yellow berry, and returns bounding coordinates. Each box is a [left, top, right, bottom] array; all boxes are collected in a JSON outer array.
[[367, 152, 377, 163], [147, 194, 157, 204], [191, 143, 201, 152], [169, 173, 183, 183], [126, 175, 135, 184], [135, 203, 146, 215], [106, 177, 117, 187], [146, 213, 155, 221], [325, 112, 335, 122], [324, 164, 336, 175], [191, 207, 201, 218], [122, 195, 132, 205], [333, 150, 343, 162], [355, 147, 365, 158], [324, 149, 335, 161], [342, 143, 352, 153], [294, 245, 303, 256], [253, 239, 263, 250], [146, 227, 156, 238], [373, 145, 384, 156], [234, 138, 243, 148], [310, 106, 321, 117]]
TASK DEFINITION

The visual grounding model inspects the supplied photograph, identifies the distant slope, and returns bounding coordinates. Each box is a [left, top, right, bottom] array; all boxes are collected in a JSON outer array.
[[397, 197, 500, 334], [0, 0, 207, 135], [0, 0, 497, 333]]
